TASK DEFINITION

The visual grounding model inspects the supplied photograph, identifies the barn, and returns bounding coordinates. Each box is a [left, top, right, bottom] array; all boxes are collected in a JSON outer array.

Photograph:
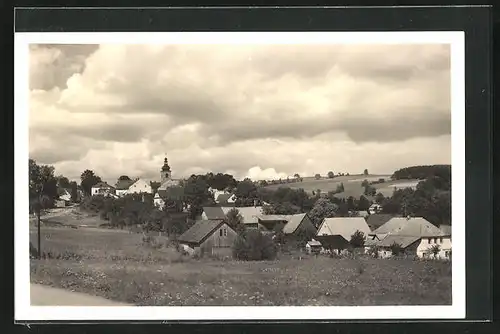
[[177, 220, 238, 258]]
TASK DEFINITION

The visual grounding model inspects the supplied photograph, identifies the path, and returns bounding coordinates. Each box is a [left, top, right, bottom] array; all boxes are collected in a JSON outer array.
[[30, 284, 132, 306]]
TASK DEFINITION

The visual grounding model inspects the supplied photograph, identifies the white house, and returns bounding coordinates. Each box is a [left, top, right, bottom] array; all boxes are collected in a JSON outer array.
[[417, 234, 452, 260], [127, 178, 153, 194], [368, 203, 383, 214], [91, 182, 115, 197]]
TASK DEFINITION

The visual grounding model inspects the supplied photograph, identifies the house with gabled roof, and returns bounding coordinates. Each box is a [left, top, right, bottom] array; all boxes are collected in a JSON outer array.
[[177, 220, 237, 257], [115, 179, 136, 197], [367, 217, 449, 258], [256, 213, 317, 237], [315, 217, 371, 251], [91, 182, 116, 197], [199, 206, 264, 227]]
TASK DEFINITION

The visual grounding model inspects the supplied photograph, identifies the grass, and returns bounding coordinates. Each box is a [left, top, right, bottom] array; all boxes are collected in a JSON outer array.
[[262, 174, 420, 199], [30, 227, 452, 306]]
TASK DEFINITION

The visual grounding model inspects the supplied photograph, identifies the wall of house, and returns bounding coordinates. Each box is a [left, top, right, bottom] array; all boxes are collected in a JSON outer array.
[[417, 236, 452, 259], [91, 187, 113, 196], [199, 224, 238, 257], [128, 179, 152, 194], [116, 189, 128, 197]]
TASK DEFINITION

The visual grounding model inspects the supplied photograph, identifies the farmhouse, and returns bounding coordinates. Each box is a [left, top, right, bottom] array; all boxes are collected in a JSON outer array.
[[127, 178, 153, 195], [57, 187, 72, 202], [177, 220, 237, 257], [315, 217, 371, 251], [417, 234, 452, 260], [257, 213, 317, 237], [199, 206, 264, 227], [305, 239, 322, 254], [367, 217, 450, 258], [115, 179, 135, 197], [216, 193, 237, 205], [91, 182, 116, 197]]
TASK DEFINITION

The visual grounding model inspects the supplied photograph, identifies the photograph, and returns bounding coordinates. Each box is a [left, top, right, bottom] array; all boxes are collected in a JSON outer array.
[[15, 31, 465, 321]]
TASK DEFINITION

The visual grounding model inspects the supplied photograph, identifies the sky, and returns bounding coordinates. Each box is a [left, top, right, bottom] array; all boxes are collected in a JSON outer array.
[[28, 43, 451, 184]]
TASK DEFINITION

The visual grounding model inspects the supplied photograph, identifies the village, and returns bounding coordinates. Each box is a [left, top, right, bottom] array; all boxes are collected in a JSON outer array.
[[36, 156, 452, 262]]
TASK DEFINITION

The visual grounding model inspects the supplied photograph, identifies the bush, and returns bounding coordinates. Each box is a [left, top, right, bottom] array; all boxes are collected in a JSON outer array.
[[349, 230, 366, 248], [232, 230, 277, 261]]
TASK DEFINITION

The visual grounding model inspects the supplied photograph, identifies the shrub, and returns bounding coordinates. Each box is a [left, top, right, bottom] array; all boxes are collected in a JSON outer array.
[[390, 242, 403, 256], [349, 230, 365, 248], [232, 230, 277, 261]]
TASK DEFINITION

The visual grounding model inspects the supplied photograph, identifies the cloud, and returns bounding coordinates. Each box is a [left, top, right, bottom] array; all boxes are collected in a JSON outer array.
[[28, 42, 451, 183]]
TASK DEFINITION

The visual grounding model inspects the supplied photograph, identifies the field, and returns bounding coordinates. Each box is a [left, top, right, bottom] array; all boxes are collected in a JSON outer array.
[[30, 226, 452, 306], [30, 206, 107, 228], [262, 174, 420, 199]]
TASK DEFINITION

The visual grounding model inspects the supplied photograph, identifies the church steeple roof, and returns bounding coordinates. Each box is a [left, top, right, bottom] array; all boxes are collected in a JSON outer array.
[[161, 157, 171, 172]]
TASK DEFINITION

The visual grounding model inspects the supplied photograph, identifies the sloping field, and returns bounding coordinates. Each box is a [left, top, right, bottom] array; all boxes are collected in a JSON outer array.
[[30, 206, 107, 228], [30, 227, 452, 306]]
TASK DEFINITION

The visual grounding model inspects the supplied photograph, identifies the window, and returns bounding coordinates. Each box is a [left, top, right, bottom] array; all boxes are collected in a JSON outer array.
[[219, 229, 223, 236], [434, 238, 437, 243], [223, 228, 228, 237], [428, 238, 432, 243], [439, 237, 443, 243]]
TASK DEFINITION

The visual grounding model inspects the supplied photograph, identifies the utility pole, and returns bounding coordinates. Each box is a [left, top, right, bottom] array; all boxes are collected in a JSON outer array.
[[36, 192, 41, 259]]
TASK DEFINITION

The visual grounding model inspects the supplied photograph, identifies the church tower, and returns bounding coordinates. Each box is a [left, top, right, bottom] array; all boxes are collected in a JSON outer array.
[[160, 156, 171, 184]]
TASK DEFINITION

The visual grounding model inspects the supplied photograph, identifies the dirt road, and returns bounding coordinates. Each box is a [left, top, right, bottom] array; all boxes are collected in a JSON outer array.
[[30, 284, 132, 306]]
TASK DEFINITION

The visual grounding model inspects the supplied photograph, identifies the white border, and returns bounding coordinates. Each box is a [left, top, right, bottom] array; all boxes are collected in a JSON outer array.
[[15, 31, 465, 321]]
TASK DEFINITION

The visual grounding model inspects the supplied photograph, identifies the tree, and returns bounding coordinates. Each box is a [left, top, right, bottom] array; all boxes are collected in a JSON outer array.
[[357, 195, 371, 211], [335, 183, 345, 193], [225, 208, 245, 234], [364, 185, 376, 196], [308, 198, 338, 227], [349, 230, 366, 248], [327, 171, 335, 179], [315, 173, 321, 180], [428, 244, 441, 259], [232, 230, 277, 261], [69, 181, 79, 202], [390, 242, 403, 256], [235, 178, 258, 206], [361, 179, 369, 187], [29, 159, 58, 259], [363, 169, 369, 176], [118, 175, 131, 181], [57, 176, 70, 189], [375, 192, 385, 204], [80, 170, 102, 196], [183, 175, 214, 219], [150, 181, 161, 194]]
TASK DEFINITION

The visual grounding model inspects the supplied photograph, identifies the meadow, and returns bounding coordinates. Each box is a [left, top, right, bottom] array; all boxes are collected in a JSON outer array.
[[30, 226, 452, 306], [262, 174, 420, 199]]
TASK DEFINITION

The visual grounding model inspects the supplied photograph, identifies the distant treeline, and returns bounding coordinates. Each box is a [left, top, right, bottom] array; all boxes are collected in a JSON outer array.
[[391, 165, 451, 181]]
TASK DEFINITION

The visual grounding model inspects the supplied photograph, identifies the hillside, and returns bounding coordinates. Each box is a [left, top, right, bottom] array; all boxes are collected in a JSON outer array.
[[262, 174, 421, 199]]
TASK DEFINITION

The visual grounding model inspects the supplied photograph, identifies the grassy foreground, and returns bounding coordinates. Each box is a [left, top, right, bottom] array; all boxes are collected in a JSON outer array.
[[30, 227, 452, 306]]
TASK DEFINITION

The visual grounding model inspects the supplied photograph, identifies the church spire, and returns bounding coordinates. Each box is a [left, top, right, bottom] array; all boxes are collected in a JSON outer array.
[[161, 157, 171, 172]]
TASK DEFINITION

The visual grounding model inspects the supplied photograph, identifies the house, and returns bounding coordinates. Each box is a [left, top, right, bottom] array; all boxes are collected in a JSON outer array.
[[177, 220, 238, 257], [417, 234, 452, 260], [216, 193, 237, 205], [365, 213, 396, 231], [57, 187, 72, 202], [115, 179, 136, 197], [315, 217, 371, 251], [368, 203, 382, 214], [257, 213, 317, 237], [439, 224, 451, 235], [199, 206, 264, 228], [305, 239, 322, 254], [127, 178, 153, 195], [367, 217, 448, 258], [91, 182, 115, 197]]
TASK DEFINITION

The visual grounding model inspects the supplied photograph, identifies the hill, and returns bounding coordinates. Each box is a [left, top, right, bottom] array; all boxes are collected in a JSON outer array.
[[261, 174, 422, 199]]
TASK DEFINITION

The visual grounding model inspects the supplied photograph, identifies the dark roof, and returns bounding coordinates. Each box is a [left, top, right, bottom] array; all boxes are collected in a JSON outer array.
[[93, 182, 114, 189], [366, 214, 396, 231], [202, 206, 226, 220], [178, 220, 225, 244], [56, 187, 71, 196], [216, 193, 232, 203], [157, 186, 184, 200], [115, 179, 136, 190]]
